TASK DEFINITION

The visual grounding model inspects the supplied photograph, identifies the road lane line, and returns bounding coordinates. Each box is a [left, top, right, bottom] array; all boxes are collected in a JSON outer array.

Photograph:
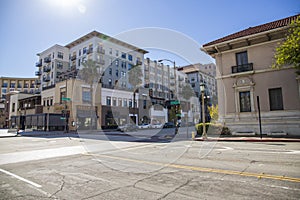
[[0, 168, 42, 188], [86, 153, 300, 183]]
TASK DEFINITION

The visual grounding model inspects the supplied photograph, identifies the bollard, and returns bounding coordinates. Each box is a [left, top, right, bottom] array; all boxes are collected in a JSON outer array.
[[192, 131, 195, 140]]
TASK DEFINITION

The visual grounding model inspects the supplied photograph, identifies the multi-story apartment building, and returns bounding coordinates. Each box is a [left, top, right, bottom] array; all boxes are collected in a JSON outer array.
[[178, 64, 217, 104], [0, 76, 39, 99], [101, 87, 140, 126], [35, 44, 70, 90], [202, 14, 300, 135], [64, 31, 148, 90], [0, 77, 40, 128]]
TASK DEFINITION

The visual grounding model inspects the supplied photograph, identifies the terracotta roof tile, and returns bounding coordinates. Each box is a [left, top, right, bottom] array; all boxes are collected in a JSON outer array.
[[203, 14, 299, 47]]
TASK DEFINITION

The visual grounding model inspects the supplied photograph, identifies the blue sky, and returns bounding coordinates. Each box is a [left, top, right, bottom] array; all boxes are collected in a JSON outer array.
[[0, 0, 299, 77]]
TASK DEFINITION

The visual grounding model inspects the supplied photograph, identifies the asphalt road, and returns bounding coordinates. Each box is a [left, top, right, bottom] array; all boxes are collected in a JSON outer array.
[[0, 129, 299, 199]]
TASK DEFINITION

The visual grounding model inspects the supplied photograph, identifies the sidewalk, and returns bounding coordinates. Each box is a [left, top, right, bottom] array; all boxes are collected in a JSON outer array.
[[194, 136, 300, 142], [0, 129, 17, 138]]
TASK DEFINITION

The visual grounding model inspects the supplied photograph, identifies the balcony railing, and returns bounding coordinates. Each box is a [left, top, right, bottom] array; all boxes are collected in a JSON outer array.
[[42, 84, 55, 90], [231, 63, 253, 74], [35, 71, 42, 76], [97, 47, 105, 54], [97, 59, 105, 65], [43, 76, 50, 82], [71, 55, 76, 61], [44, 57, 51, 63], [36, 61, 42, 67], [43, 66, 51, 72], [35, 80, 41, 85], [87, 48, 93, 54]]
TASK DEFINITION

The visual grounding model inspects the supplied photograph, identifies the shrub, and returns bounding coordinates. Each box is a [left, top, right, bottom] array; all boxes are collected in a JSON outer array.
[[195, 123, 231, 136]]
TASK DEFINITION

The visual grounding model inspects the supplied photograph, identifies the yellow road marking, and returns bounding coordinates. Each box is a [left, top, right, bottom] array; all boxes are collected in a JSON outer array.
[[83, 153, 300, 183]]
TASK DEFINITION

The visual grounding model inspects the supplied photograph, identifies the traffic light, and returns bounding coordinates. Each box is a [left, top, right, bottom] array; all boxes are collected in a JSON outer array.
[[66, 110, 70, 118], [61, 110, 65, 118]]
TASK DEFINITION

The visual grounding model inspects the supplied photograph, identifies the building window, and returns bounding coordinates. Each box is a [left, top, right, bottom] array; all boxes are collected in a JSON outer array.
[[109, 48, 112, 54], [269, 88, 283, 111], [112, 98, 117, 106], [116, 70, 119, 77], [12, 103, 15, 112], [57, 52, 63, 59], [116, 50, 119, 57], [82, 89, 91, 103], [79, 49, 81, 56], [143, 100, 147, 109], [109, 68, 112, 75], [60, 90, 66, 104], [106, 96, 111, 106], [121, 61, 126, 68], [118, 98, 122, 107], [236, 51, 248, 66], [108, 79, 112, 86], [128, 63, 133, 70], [239, 91, 251, 112], [83, 47, 87, 54], [129, 99, 132, 108], [123, 99, 127, 107], [121, 52, 126, 59], [128, 54, 133, 61]]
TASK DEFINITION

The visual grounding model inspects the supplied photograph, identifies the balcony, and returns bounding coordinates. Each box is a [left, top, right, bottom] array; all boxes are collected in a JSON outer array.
[[35, 89, 41, 94], [35, 70, 42, 76], [42, 84, 55, 91], [231, 63, 253, 74], [71, 55, 76, 61], [97, 47, 105, 54], [87, 48, 93, 54], [44, 57, 51, 63], [35, 79, 41, 85], [43, 66, 51, 72], [97, 59, 105, 65], [35, 61, 42, 67], [43, 76, 50, 82], [136, 60, 143, 66]]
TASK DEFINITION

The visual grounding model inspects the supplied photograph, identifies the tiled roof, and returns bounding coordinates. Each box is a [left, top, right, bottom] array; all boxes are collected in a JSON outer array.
[[203, 14, 299, 47]]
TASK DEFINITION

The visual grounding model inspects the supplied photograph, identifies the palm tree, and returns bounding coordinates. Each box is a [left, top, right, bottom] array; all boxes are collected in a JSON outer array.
[[79, 59, 102, 129]]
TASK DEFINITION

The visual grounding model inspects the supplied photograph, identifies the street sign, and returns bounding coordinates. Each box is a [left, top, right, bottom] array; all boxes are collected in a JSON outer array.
[[60, 117, 66, 120], [62, 97, 71, 101], [170, 100, 180, 105]]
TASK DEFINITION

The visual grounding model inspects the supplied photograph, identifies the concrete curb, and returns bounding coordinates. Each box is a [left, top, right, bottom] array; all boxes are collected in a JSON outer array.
[[194, 137, 300, 142]]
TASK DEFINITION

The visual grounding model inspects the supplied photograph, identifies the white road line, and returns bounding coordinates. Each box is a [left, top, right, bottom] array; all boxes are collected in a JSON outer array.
[[0, 145, 86, 165], [0, 168, 42, 188]]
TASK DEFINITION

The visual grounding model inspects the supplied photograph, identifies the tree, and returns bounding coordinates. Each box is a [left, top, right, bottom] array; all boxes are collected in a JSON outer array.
[[80, 59, 102, 129], [128, 63, 143, 123], [179, 83, 196, 101], [208, 104, 219, 122], [273, 16, 300, 74]]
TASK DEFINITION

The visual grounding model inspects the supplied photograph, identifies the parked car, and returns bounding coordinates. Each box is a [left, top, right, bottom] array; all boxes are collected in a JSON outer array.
[[150, 123, 163, 129], [138, 123, 150, 129], [117, 124, 138, 132], [163, 122, 176, 128]]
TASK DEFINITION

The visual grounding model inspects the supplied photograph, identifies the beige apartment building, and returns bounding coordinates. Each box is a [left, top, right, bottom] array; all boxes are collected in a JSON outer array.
[[0, 76, 39, 128], [40, 78, 101, 131], [202, 15, 300, 135]]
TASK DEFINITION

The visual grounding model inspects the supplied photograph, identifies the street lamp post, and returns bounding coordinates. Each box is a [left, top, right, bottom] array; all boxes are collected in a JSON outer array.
[[47, 104, 50, 131], [157, 59, 177, 100], [158, 59, 177, 125], [200, 83, 207, 139]]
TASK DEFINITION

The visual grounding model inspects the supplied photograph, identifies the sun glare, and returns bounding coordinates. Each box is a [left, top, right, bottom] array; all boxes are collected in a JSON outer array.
[[48, 0, 86, 14]]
